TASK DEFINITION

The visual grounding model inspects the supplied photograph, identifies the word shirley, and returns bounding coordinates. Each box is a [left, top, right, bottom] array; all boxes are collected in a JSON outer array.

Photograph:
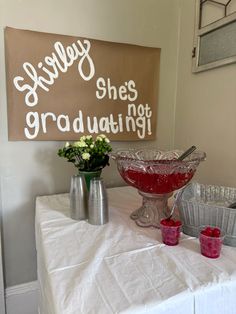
[[25, 103, 152, 140], [13, 39, 95, 107]]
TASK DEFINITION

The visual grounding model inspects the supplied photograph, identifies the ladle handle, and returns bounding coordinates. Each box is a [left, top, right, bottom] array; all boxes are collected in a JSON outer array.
[[178, 145, 196, 161]]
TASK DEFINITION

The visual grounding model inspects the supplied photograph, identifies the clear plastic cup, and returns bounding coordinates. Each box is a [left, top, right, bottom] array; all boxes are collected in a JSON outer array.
[[199, 226, 225, 258], [160, 219, 182, 246]]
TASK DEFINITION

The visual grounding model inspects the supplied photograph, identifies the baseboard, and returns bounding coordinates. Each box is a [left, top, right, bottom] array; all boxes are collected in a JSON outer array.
[[5, 281, 38, 314]]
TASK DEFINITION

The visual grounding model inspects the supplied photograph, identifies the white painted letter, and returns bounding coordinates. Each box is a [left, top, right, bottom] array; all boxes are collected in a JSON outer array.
[[96, 77, 106, 99], [77, 40, 95, 81], [107, 78, 117, 100], [24, 112, 40, 139], [87, 116, 98, 133], [127, 80, 138, 101], [41, 112, 57, 133], [57, 114, 70, 132], [73, 110, 84, 132]]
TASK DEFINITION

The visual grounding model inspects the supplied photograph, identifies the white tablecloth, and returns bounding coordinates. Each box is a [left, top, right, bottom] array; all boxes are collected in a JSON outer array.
[[35, 186, 236, 314]]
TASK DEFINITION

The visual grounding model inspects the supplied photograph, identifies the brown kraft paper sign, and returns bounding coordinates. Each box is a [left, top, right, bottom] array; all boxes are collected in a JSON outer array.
[[5, 27, 161, 141]]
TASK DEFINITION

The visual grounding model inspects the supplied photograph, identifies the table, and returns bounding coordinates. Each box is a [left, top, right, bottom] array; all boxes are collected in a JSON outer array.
[[35, 186, 236, 314]]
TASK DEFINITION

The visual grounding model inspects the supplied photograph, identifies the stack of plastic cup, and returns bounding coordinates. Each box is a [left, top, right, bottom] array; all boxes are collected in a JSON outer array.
[[70, 175, 88, 220], [88, 177, 109, 225]]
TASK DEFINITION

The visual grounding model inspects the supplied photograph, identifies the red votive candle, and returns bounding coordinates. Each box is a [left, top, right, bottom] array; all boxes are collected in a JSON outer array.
[[160, 219, 182, 246], [199, 226, 225, 258]]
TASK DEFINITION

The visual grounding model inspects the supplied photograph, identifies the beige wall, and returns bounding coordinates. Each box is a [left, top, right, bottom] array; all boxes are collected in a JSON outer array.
[[0, 0, 180, 286], [175, 0, 236, 187]]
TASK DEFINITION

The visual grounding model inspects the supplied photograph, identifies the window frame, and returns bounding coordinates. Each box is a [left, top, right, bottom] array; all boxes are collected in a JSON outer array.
[[192, 0, 236, 72]]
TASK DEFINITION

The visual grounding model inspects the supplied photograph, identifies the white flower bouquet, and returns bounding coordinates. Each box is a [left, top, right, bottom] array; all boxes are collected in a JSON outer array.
[[58, 134, 112, 172]]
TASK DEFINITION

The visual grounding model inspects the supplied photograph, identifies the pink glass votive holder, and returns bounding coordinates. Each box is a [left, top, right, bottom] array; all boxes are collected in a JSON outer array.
[[160, 220, 182, 246], [199, 226, 225, 259]]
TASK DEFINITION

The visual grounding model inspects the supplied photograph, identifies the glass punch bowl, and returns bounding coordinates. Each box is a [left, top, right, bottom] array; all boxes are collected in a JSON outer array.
[[111, 148, 206, 228]]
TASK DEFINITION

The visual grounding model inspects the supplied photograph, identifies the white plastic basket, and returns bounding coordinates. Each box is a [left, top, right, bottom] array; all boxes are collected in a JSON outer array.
[[177, 182, 236, 246]]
